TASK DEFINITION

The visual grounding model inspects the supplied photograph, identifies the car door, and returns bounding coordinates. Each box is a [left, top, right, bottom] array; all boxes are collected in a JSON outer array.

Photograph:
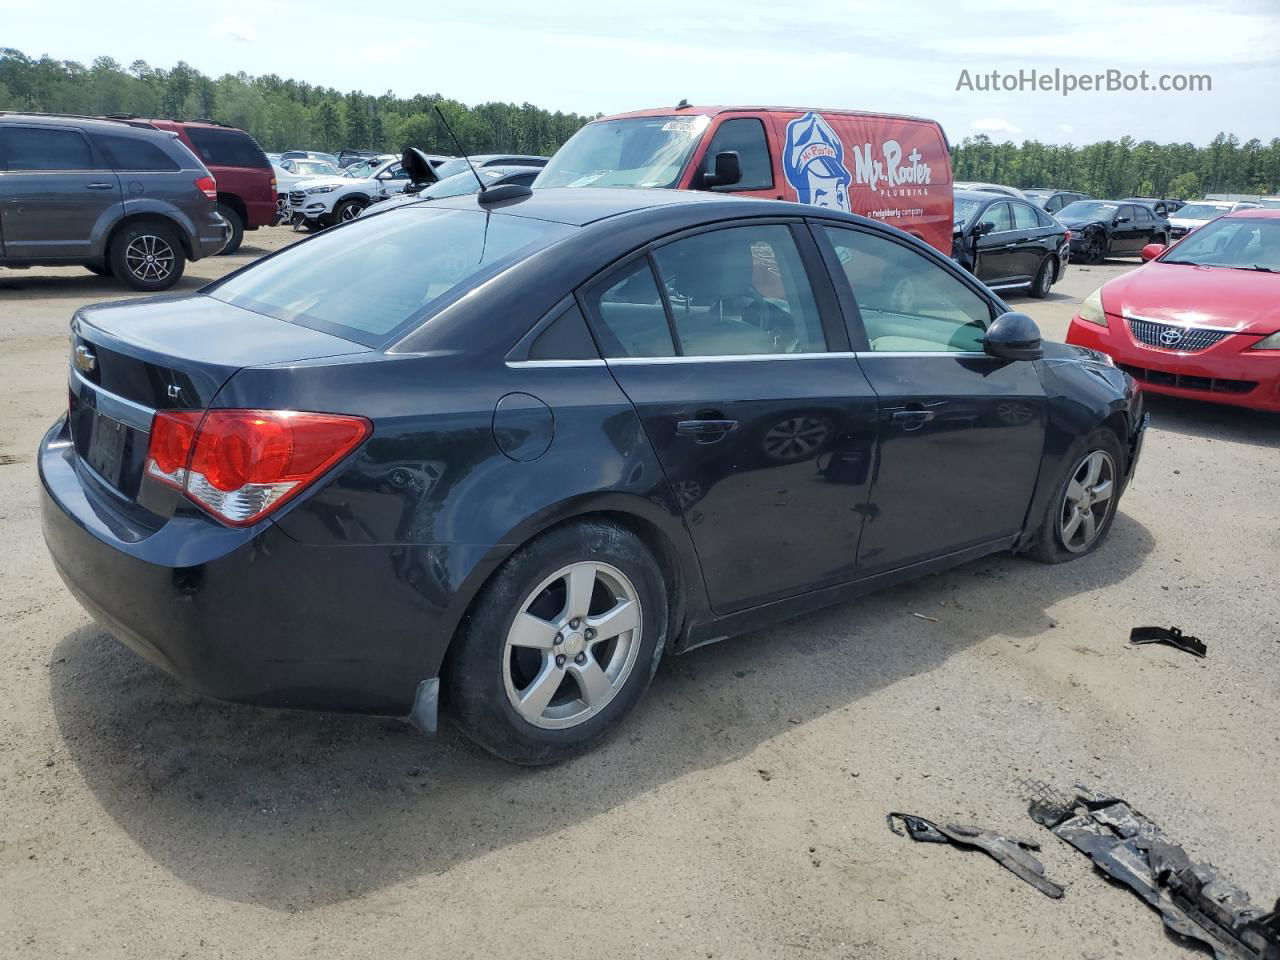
[[816, 223, 1047, 572], [971, 200, 1022, 287], [0, 123, 121, 259], [581, 219, 880, 614], [1010, 201, 1050, 279], [1110, 204, 1142, 254]]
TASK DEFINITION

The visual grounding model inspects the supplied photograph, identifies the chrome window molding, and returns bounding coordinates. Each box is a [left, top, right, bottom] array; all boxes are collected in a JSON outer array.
[[504, 359, 608, 369], [605, 351, 858, 365]]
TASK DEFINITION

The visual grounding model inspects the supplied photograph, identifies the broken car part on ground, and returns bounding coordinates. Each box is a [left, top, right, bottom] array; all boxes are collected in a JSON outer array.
[[1130, 625, 1208, 658]]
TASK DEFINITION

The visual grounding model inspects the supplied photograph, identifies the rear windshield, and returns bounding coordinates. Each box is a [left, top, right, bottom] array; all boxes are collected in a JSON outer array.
[[186, 127, 269, 168], [207, 206, 574, 346], [1175, 203, 1230, 220]]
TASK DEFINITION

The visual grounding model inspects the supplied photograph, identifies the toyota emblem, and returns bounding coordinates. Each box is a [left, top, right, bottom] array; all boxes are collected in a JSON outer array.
[[1159, 327, 1185, 347]]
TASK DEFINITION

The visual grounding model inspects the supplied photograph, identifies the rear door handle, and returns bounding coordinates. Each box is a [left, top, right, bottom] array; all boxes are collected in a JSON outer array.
[[892, 409, 935, 431], [676, 419, 738, 442], [85, 182, 115, 190]]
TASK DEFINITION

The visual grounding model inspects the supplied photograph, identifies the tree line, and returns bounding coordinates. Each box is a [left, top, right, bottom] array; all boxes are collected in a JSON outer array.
[[950, 132, 1280, 200], [0, 48, 593, 157], [3, 48, 1277, 199]]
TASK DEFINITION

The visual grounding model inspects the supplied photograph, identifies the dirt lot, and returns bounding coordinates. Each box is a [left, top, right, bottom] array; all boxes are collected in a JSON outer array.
[[2, 231, 1277, 959]]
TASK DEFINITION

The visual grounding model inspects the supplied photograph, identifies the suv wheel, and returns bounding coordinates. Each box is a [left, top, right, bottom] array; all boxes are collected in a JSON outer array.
[[216, 203, 245, 255], [109, 222, 186, 292], [446, 520, 667, 765], [332, 199, 365, 224]]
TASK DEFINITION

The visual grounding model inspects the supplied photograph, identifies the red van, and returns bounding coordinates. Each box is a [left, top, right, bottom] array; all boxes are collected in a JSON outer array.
[[536, 105, 954, 253], [128, 118, 276, 254]]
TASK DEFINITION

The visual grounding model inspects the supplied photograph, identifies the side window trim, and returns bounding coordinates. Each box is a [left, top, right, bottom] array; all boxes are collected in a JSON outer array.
[[808, 218, 998, 355]]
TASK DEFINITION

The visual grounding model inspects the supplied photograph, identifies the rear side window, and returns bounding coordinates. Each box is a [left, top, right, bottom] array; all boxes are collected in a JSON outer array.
[[587, 259, 675, 358], [0, 126, 96, 170], [1012, 202, 1040, 231], [208, 207, 574, 346], [93, 133, 180, 171], [823, 226, 991, 353], [653, 225, 824, 355], [702, 118, 773, 190], [185, 127, 268, 168]]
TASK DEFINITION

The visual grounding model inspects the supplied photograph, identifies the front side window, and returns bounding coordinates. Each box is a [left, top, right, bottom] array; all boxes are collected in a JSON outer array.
[[208, 207, 574, 346], [823, 226, 992, 353], [701, 118, 772, 191], [535, 115, 711, 189], [652, 225, 825, 356], [984, 201, 1015, 232], [0, 126, 96, 170]]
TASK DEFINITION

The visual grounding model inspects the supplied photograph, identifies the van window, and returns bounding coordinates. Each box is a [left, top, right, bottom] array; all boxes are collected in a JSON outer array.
[[0, 126, 96, 171], [94, 134, 180, 172], [536, 115, 711, 189], [185, 127, 268, 168], [702, 118, 772, 191]]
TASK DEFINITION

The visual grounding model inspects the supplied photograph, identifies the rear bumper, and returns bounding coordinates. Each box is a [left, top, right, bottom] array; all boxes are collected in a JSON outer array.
[[192, 214, 233, 260], [1066, 316, 1280, 413], [38, 416, 443, 716]]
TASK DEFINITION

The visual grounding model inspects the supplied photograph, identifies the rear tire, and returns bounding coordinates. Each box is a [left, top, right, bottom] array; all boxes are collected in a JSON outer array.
[[108, 221, 186, 292], [1029, 255, 1055, 298], [216, 203, 244, 255], [1025, 428, 1126, 564], [446, 520, 667, 765]]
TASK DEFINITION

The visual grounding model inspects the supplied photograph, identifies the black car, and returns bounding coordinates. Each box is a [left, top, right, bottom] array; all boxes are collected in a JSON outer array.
[[1121, 197, 1185, 218], [40, 188, 1146, 764], [952, 190, 1069, 297], [1057, 200, 1171, 263], [0, 113, 231, 289], [1023, 188, 1089, 214]]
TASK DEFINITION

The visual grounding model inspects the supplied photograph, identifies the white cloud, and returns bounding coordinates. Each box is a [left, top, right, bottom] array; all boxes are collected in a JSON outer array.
[[214, 17, 256, 43], [972, 117, 1021, 135], [1059, 123, 1075, 134]]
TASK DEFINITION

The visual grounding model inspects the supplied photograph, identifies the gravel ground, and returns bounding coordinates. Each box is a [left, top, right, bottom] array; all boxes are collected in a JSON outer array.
[[1, 231, 1277, 959]]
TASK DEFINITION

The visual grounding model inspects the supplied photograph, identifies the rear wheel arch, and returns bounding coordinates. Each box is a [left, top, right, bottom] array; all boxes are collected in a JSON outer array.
[[106, 213, 193, 259], [216, 192, 247, 224]]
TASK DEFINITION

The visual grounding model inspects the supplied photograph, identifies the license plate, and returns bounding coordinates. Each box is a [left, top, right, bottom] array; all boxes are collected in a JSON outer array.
[[86, 412, 129, 487]]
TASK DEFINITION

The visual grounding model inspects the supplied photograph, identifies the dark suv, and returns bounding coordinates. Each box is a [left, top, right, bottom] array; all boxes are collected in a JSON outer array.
[[0, 113, 230, 290], [123, 118, 277, 254]]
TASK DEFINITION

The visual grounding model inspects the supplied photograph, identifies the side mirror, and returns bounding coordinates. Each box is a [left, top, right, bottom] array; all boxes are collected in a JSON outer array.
[[984, 311, 1043, 361], [702, 150, 742, 189], [975, 220, 997, 237], [1140, 243, 1166, 262], [401, 147, 440, 186]]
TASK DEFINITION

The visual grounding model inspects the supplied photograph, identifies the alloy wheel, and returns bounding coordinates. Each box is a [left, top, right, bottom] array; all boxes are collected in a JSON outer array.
[[1059, 450, 1116, 553], [502, 561, 643, 730], [124, 234, 175, 283], [339, 203, 362, 222]]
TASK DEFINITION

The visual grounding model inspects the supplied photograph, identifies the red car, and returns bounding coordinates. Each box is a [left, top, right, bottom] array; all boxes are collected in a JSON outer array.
[[127, 118, 276, 254], [1067, 209, 1280, 412]]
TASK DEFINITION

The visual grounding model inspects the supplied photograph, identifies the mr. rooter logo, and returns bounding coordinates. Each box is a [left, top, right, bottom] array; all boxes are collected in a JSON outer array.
[[850, 140, 933, 194]]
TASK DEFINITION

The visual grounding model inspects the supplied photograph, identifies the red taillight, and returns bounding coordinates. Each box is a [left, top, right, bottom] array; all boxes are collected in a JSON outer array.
[[195, 175, 217, 201], [145, 410, 371, 526]]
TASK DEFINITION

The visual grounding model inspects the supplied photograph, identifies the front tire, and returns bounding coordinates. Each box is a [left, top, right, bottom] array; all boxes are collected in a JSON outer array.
[[446, 520, 667, 765], [1086, 232, 1106, 264], [332, 199, 365, 225], [1025, 428, 1125, 564], [108, 221, 185, 292], [216, 203, 244, 255]]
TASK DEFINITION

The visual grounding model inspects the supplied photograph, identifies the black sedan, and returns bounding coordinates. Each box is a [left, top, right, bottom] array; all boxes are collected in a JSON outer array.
[[1057, 200, 1171, 263], [40, 188, 1146, 764], [952, 190, 1070, 297]]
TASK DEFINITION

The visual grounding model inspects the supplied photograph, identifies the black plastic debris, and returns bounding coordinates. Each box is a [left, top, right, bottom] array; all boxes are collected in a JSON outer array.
[[887, 812, 1065, 898], [1024, 784, 1279, 960], [1130, 625, 1207, 658]]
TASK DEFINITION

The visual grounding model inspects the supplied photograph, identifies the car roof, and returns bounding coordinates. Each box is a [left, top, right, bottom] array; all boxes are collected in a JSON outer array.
[[606, 104, 943, 127], [0, 111, 157, 132], [954, 190, 1008, 203], [420, 185, 803, 226], [1222, 207, 1280, 220]]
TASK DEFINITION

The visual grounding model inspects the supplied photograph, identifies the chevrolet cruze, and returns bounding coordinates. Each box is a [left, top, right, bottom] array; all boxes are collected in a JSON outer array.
[[40, 187, 1145, 764]]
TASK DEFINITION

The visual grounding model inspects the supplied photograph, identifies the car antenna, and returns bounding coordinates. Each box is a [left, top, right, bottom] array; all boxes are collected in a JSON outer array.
[[433, 105, 486, 195]]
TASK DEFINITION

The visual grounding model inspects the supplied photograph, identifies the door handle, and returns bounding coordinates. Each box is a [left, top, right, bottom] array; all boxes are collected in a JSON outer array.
[[892, 408, 935, 431], [85, 182, 115, 190], [676, 419, 738, 442]]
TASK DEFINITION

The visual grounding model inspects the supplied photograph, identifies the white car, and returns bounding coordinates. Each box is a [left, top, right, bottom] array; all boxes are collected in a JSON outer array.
[[1168, 200, 1260, 240], [272, 159, 341, 211], [287, 157, 416, 227]]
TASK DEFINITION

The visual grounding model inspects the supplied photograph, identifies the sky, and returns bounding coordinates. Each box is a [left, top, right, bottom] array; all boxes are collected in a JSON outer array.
[[2, 0, 1277, 145]]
